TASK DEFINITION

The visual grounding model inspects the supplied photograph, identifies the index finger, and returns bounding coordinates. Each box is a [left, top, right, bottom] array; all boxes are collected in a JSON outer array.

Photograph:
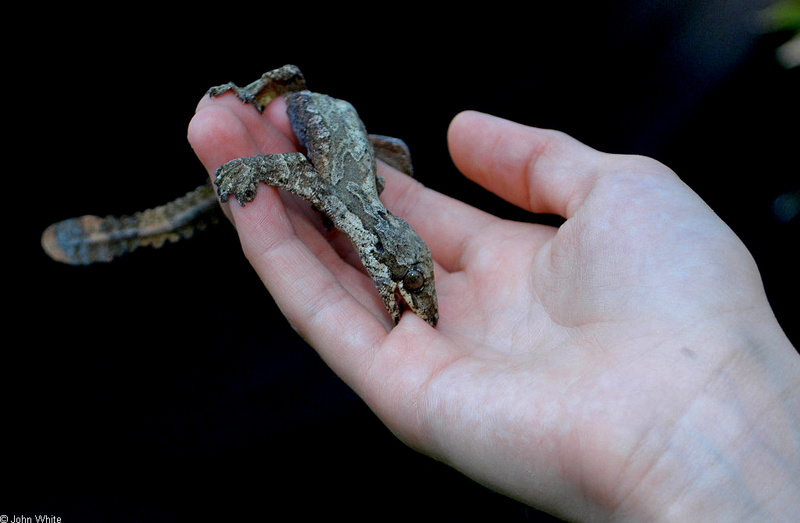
[[188, 92, 393, 374]]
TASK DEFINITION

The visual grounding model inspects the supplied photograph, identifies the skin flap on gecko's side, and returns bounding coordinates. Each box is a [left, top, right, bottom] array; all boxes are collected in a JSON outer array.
[[41, 64, 438, 328]]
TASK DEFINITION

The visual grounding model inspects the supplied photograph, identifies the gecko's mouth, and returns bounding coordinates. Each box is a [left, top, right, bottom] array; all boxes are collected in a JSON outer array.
[[394, 283, 438, 327], [395, 288, 412, 315]]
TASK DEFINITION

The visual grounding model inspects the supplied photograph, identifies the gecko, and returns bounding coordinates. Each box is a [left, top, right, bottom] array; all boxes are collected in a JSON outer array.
[[41, 65, 438, 328]]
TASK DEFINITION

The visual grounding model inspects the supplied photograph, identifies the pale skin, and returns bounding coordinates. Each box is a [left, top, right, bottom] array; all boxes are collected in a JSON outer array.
[[188, 93, 800, 521]]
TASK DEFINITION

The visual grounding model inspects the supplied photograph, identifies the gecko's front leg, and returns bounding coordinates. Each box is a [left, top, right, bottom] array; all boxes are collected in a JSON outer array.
[[215, 153, 403, 324], [215, 153, 326, 206]]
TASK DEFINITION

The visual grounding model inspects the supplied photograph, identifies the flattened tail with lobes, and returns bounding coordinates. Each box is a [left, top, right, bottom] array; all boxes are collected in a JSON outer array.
[[41, 183, 220, 265]]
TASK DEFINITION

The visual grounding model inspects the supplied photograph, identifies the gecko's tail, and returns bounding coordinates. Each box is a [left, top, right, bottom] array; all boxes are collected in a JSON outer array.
[[41, 183, 221, 265]]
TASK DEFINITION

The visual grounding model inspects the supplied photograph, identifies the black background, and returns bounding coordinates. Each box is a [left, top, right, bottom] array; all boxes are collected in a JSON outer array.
[[8, 1, 797, 520]]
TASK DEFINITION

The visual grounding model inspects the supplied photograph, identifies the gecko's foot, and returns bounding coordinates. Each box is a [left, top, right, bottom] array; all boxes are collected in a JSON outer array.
[[208, 65, 307, 114], [215, 158, 261, 206], [208, 83, 264, 112]]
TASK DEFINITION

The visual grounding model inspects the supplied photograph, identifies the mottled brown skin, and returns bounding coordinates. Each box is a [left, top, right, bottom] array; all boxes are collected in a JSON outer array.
[[212, 66, 438, 327], [41, 65, 438, 327]]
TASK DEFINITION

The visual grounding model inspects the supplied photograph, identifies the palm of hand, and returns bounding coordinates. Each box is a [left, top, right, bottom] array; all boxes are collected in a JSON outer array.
[[189, 97, 770, 518]]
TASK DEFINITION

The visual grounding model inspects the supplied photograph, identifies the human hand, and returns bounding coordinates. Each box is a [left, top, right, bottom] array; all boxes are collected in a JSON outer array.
[[188, 96, 799, 520]]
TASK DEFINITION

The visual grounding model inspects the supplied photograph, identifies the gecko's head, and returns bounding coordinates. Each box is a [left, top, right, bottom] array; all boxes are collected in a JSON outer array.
[[381, 215, 438, 328], [396, 261, 438, 327]]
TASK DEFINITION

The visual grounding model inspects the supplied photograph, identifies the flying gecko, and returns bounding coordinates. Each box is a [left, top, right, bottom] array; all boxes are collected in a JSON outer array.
[[41, 65, 438, 327]]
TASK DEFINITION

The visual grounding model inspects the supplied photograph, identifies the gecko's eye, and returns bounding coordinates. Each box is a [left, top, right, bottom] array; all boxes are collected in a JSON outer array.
[[403, 268, 425, 292]]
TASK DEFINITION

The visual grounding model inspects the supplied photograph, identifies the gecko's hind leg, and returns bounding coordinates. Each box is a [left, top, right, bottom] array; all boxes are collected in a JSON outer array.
[[208, 64, 307, 113], [369, 135, 414, 196], [369, 135, 413, 177]]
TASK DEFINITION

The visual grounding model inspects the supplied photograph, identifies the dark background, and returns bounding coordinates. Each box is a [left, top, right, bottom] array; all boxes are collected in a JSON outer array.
[[8, 1, 797, 520]]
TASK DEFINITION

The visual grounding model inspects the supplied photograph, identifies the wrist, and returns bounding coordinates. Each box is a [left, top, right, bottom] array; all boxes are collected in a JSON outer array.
[[624, 320, 800, 521]]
